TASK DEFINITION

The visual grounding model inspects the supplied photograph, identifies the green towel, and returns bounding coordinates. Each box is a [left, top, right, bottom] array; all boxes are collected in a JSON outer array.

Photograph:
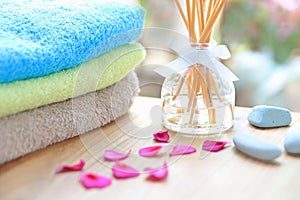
[[0, 43, 146, 118]]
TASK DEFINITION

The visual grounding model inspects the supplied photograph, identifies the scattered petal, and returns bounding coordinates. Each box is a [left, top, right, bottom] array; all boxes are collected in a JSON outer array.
[[170, 144, 196, 156], [104, 149, 131, 161], [54, 159, 85, 173], [153, 130, 170, 143], [144, 162, 168, 181], [138, 145, 164, 157], [80, 172, 112, 189], [112, 161, 140, 179], [202, 140, 230, 152]]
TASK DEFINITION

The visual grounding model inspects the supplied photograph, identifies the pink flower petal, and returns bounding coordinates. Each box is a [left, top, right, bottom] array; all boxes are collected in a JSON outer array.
[[169, 144, 196, 156], [202, 140, 230, 152], [104, 149, 131, 161], [112, 161, 140, 179], [54, 159, 85, 173], [144, 162, 168, 181], [80, 172, 112, 189], [153, 130, 170, 143], [138, 145, 164, 157]]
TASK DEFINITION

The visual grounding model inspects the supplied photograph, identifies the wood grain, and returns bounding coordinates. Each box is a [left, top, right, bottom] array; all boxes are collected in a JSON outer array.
[[1, 97, 300, 200]]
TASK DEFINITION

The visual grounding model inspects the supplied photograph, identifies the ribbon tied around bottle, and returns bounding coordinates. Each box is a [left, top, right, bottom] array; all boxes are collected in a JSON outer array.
[[154, 39, 239, 82]]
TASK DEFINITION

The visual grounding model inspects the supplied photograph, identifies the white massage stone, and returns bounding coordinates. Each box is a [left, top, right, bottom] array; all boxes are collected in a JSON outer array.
[[284, 124, 300, 154], [248, 105, 291, 128], [233, 133, 282, 161]]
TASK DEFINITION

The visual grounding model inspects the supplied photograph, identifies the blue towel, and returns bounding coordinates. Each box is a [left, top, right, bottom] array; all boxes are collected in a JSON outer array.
[[0, 0, 145, 83]]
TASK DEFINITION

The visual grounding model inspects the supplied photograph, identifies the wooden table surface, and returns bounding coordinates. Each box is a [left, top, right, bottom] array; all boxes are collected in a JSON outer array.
[[1, 97, 300, 200]]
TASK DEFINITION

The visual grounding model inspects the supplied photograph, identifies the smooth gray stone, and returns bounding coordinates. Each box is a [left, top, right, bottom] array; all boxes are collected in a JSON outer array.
[[248, 105, 291, 128], [233, 133, 282, 161], [284, 124, 300, 154]]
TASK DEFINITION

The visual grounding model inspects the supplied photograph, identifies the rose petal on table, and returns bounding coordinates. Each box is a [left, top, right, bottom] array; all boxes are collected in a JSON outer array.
[[153, 130, 170, 143], [202, 140, 230, 152], [169, 144, 196, 156], [104, 149, 131, 161], [144, 162, 168, 181], [54, 159, 85, 173], [80, 172, 112, 189], [112, 161, 140, 179], [138, 145, 164, 157]]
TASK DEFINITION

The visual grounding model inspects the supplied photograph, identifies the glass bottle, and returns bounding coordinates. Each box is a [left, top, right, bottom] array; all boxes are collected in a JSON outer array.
[[161, 42, 235, 135]]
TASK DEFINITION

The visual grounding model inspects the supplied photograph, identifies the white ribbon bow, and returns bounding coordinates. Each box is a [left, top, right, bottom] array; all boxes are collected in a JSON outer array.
[[154, 39, 239, 82]]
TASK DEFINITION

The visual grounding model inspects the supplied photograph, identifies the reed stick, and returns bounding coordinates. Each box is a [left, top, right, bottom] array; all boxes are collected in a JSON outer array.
[[187, 66, 195, 111], [200, 0, 226, 42], [190, 0, 197, 42], [186, 0, 193, 40], [196, 0, 203, 36], [199, 0, 205, 34], [172, 69, 190, 101], [175, 0, 189, 29], [230, 104, 234, 120], [189, 76, 200, 124], [189, 65, 203, 123], [206, 0, 214, 21], [187, 72, 192, 105], [196, 65, 209, 109], [209, 70, 223, 102], [205, 67, 216, 123]]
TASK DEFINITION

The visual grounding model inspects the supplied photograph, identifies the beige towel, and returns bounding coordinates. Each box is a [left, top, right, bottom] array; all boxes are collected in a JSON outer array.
[[0, 71, 139, 165]]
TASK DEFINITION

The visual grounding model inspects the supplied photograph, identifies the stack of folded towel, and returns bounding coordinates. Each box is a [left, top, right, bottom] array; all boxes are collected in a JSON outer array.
[[0, 0, 146, 164]]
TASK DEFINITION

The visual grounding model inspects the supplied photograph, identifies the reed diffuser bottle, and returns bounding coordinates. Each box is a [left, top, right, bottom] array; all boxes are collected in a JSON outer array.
[[160, 0, 238, 134]]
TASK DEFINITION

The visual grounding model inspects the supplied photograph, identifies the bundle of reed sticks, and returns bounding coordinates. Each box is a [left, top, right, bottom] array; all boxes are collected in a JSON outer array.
[[175, 0, 226, 43], [173, 0, 232, 125]]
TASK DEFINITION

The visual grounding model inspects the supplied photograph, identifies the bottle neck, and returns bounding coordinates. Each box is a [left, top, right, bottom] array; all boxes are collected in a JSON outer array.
[[190, 41, 216, 50]]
